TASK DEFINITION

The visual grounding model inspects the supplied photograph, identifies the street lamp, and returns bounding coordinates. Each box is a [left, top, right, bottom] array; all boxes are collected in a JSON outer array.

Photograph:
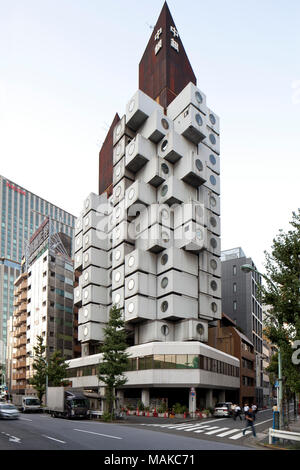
[[241, 264, 283, 429]]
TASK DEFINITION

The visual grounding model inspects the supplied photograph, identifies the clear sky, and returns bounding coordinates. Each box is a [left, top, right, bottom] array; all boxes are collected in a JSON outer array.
[[1, 0, 299, 272]]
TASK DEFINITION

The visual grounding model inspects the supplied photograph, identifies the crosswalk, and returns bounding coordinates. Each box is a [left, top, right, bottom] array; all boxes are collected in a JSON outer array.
[[140, 420, 254, 441]]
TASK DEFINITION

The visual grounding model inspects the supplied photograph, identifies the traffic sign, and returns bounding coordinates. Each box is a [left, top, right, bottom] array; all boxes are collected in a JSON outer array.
[[275, 380, 279, 388]]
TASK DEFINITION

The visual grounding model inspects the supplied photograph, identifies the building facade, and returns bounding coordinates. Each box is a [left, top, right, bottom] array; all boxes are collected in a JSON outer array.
[[221, 247, 264, 407], [0, 175, 76, 384], [67, 3, 240, 413]]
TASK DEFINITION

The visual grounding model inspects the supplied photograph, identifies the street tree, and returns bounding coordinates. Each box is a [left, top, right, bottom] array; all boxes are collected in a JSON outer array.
[[47, 350, 69, 387], [28, 335, 47, 403], [97, 305, 129, 420]]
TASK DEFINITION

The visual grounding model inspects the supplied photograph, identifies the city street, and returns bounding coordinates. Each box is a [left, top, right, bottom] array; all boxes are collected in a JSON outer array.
[[0, 412, 251, 451]]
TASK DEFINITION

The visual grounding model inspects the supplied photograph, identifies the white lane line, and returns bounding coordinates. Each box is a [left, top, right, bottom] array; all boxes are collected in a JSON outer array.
[[20, 417, 33, 422], [162, 417, 227, 429], [253, 418, 273, 427], [194, 426, 219, 434], [73, 429, 123, 440], [230, 430, 252, 440], [42, 435, 66, 444], [205, 427, 229, 435], [1, 432, 21, 443], [216, 428, 241, 437], [183, 425, 211, 432]]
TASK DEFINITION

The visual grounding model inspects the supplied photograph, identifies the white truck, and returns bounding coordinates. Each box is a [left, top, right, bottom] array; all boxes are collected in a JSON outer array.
[[12, 395, 42, 413], [47, 387, 89, 419]]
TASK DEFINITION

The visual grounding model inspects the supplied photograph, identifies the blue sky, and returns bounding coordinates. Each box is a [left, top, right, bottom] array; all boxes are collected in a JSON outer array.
[[1, 0, 299, 271]]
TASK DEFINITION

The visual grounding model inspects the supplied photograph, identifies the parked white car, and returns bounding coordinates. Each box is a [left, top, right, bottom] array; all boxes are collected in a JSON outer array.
[[213, 402, 233, 417], [0, 403, 20, 420]]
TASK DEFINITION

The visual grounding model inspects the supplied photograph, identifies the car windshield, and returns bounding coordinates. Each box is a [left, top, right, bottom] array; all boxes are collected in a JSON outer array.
[[25, 399, 40, 406], [215, 403, 228, 408], [0, 405, 17, 410], [71, 399, 88, 408]]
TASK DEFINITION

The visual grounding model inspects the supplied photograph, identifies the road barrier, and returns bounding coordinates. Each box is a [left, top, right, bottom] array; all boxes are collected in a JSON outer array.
[[269, 428, 300, 445]]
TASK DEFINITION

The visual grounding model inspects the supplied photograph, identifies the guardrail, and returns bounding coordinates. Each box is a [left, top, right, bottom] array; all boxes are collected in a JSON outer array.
[[269, 427, 300, 445]]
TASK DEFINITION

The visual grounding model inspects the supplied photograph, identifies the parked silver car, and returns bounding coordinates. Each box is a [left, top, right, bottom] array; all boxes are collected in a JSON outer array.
[[213, 402, 233, 417], [0, 403, 20, 420]]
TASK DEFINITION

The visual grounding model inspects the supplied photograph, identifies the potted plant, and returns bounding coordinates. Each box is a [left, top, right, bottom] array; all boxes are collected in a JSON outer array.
[[158, 402, 167, 417], [173, 403, 184, 418]]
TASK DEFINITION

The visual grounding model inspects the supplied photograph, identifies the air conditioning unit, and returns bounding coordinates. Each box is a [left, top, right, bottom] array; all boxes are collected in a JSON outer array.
[[157, 270, 198, 299], [112, 265, 125, 291], [111, 221, 135, 248], [125, 134, 156, 173], [82, 285, 109, 306], [205, 168, 220, 195], [112, 242, 134, 269], [198, 186, 221, 216], [174, 319, 208, 342], [199, 251, 221, 278], [199, 293, 221, 320], [136, 156, 173, 187], [139, 203, 174, 230], [124, 249, 157, 276], [113, 157, 134, 186], [203, 130, 220, 155], [174, 151, 207, 188], [81, 266, 109, 288], [173, 200, 205, 229], [135, 320, 175, 344], [125, 272, 156, 299], [78, 322, 105, 343], [124, 295, 157, 323], [74, 232, 83, 253], [174, 105, 207, 144], [207, 231, 221, 257], [75, 213, 83, 236], [125, 180, 156, 210], [83, 193, 108, 217], [74, 250, 83, 271], [113, 135, 132, 166], [167, 82, 207, 121], [157, 176, 197, 206], [206, 108, 220, 135], [174, 221, 207, 252], [198, 270, 222, 298], [135, 223, 172, 253], [157, 294, 198, 320], [139, 109, 173, 143], [112, 287, 125, 309], [113, 115, 135, 146], [83, 247, 109, 270], [82, 227, 109, 252], [157, 130, 187, 163], [78, 304, 108, 325], [113, 177, 132, 206], [126, 89, 164, 131], [156, 247, 198, 276]]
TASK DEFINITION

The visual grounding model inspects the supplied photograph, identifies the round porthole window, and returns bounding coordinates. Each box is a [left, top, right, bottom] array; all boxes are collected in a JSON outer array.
[[128, 188, 135, 200], [128, 302, 135, 313], [209, 154, 216, 166], [84, 290, 89, 299], [84, 327, 88, 337], [210, 259, 218, 271], [115, 207, 121, 219], [162, 231, 169, 242], [116, 123, 122, 136], [209, 134, 216, 145], [195, 205, 204, 219], [210, 175, 217, 186], [115, 250, 121, 261], [84, 254, 89, 263], [115, 186, 121, 197], [128, 279, 135, 290], [115, 272, 121, 282], [210, 238, 217, 249], [129, 99, 135, 112], [76, 254, 80, 263], [84, 272, 89, 281], [195, 159, 203, 172], [161, 277, 168, 289], [197, 323, 204, 335], [115, 293, 121, 303], [210, 196, 217, 207], [195, 91, 203, 104], [84, 235, 89, 245], [161, 301, 169, 312], [85, 199, 90, 209], [161, 325, 169, 336], [84, 308, 88, 318], [210, 216, 217, 227], [109, 252, 113, 262], [115, 166, 121, 177], [161, 185, 168, 197], [210, 280, 218, 291], [128, 142, 135, 156], [195, 114, 203, 126], [209, 114, 216, 125], [161, 163, 169, 174], [76, 290, 80, 298], [76, 237, 80, 246], [116, 143, 122, 156], [115, 228, 120, 239], [84, 216, 89, 226], [211, 302, 218, 313], [161, 140, 168, 152], [128, 256, 135, 267], [161, 209, 169, 220], [161, 254, 168, 265], [161, 118, 169, 130]]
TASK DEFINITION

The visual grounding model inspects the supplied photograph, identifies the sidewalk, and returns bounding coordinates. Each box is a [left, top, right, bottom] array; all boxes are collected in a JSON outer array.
[[252, 415, 300, 450]]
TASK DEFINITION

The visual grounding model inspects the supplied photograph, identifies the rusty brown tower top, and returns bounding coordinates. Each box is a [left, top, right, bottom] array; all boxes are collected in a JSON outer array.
[[139, 1, 197, 110]]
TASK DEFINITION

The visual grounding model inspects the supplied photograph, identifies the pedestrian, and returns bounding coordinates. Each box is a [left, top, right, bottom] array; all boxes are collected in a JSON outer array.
[[243, 403, 249, 419], [231, 403, 236, 416], [242, 406, 256, 437], [252, 404, 257, 420], [233, 404, 242, 421]]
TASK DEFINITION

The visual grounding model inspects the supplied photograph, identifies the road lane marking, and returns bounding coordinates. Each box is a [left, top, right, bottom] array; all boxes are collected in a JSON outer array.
[[253, 418, 273, 427], [42, 435, 66, 444], [230, 431, 252, 440], [194, 426, 219, 433], [1, 432, 21, 443], [205, 427, 229, 435], [73, 429, 122, 440], [216, 428, 240, 437], [183, 425, 211, 432], [20, 417, 33, 422], [161, 418, 227, 429]]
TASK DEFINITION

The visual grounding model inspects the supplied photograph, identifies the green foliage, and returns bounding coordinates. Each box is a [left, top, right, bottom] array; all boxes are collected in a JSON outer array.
[[173, 402, 186, 414], [28, 336, 47, 403], [102, 411, 112, 422], [137, 400, 144, 411], [47, 350, 69, 387], [97, 305, 129, 419], [158, 402, 167, 413]]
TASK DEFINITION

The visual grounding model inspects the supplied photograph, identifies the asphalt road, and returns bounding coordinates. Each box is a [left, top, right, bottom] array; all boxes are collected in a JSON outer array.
[[0, 412, 250, 451]]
